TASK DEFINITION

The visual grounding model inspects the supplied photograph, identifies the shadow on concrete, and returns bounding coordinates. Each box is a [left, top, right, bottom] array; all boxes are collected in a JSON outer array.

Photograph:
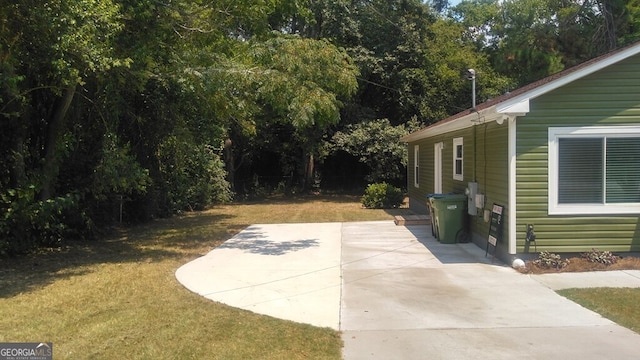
[[403, 224, 505, 267], [219, 229, 320, 256]]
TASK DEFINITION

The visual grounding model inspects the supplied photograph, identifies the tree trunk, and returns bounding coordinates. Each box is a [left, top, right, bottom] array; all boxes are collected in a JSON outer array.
[[223, 138, 236, 191], [40, 84, 76, 200], [597, 0, 617, 51], [303, 152, 314, 191], [9, 115, 28, 189]]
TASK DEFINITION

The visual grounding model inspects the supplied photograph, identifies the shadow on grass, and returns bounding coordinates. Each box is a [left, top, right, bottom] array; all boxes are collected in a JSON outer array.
[[235, 193, 367, 205], [0, 193, 405, 298], [0, 212, 237, 298]]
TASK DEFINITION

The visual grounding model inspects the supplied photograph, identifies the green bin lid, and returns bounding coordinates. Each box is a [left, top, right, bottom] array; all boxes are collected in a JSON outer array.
[[432, 194, 467, 201]]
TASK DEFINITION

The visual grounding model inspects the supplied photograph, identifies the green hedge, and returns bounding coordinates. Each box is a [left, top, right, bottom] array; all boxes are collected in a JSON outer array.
[[361, 182, 404, 209]]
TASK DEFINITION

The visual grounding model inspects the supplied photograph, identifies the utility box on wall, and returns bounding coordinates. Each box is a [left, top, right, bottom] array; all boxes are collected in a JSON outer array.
[[467, 182, 478, 215]]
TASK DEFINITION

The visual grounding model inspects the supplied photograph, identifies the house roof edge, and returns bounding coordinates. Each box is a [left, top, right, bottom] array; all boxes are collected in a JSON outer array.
[[401, 41, 640, 143]]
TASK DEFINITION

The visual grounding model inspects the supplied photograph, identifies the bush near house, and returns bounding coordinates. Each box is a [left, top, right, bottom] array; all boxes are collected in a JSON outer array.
[[581, 248, 619, 265], [361, 183, 404, 209], [520, 250, 640, 274]]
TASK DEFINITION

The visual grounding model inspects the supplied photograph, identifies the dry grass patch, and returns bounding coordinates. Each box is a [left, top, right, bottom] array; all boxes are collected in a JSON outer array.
[[0, 194, 404, 359]]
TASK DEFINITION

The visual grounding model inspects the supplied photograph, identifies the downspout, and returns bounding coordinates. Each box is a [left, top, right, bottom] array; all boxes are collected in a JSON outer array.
[[507, 115, 517, 255], [498, 98, 529, 259], [473, 124, 477, 181], [467, 68, 477, 182]]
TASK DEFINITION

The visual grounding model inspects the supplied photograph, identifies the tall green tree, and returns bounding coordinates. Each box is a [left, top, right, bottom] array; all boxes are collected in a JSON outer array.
[[0, 0, 126, 198], [0, 0, 278, 251], [0, 0, 128, 252], [225, 34, 360, 190], [419, 18, 513, 120], [100, 0, 280, 214], [452, 0, 640, 86], [488, 0, 565, 85]]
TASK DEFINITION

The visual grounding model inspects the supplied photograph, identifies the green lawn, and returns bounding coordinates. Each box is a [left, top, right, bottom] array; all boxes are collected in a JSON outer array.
[[558, 288, 640, 334], [0, 195, 406, 359], [2, 195, 638, 359]]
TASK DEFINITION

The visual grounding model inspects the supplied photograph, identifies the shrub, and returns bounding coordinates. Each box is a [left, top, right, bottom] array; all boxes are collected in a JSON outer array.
[[361, 182, 404, 209], [157, 138, 232, 213], [532, 251, 570, 270], [92, 132, 151, 201], [328, 119, 411, 184], [0, 186, 79, 255], [582, 248, 619, 265]]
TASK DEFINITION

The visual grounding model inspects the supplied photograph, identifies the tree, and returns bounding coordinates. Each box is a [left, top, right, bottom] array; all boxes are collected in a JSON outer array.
[[452, 0, 640, 87], [0, 0, 126, 198], [327, 118, 415, 185], [0, 0, 269, 250], [223, 34, 359, 190], [350, 0, 437, 125], [100, 0, 274, 214], [0, 0, 129, 252]]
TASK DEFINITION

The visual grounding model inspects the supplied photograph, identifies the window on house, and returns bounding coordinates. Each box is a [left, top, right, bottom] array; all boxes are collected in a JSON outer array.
[[453, 137, 463, 181], [414, 145, 419, 188], [548, 126, 640, 215]]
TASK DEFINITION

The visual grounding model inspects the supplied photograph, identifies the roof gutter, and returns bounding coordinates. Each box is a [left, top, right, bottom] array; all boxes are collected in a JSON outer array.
[[400, 105, 528, 143]]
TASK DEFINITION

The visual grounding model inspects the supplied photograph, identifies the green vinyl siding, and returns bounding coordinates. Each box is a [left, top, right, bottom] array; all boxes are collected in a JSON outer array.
[[406, 138, 432, 213], [515, 54, 640, 253], [407, 128, 475, 204], [407, 121, 510, 253], [471, 122, 509, 250]]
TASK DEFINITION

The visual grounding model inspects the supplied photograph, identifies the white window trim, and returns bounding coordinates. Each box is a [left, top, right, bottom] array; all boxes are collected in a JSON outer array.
[[453, 137, 463, 181], [413, 145, 419, 188], [548, 126, 640, 215]]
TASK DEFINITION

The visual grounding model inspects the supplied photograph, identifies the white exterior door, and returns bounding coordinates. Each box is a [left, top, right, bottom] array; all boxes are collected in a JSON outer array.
[[434, 142, 443, 194]]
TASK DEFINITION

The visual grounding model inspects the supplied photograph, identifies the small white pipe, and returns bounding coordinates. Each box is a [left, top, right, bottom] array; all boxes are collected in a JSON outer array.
[[472, 77, 476, 110]]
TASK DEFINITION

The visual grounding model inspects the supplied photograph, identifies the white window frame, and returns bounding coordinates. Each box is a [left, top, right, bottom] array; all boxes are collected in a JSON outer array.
[[453, 137, 464, 181], [413, 145, 419, 188], [548, 126, 640, 215]]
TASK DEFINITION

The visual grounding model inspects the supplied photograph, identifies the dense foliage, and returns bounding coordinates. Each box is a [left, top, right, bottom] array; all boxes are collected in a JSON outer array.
[[2, 0, 640, 253], [361, 183, 405, 209], [327, 118, 418, 185]]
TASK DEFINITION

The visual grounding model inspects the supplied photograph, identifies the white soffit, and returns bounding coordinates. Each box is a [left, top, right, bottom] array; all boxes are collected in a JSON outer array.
[[497, 99, 529, 114]]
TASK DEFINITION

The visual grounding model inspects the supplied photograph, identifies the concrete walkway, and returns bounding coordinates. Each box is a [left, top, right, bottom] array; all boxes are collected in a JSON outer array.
[[176, 221, 640, 359]]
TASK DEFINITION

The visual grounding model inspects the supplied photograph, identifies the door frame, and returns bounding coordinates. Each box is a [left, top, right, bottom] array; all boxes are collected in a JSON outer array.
[[434, 142, 443, 194]]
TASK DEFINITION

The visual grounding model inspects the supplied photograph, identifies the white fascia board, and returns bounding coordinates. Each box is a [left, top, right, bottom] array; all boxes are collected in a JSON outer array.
[[497, 99, 529, 114], [400, 128, 431, 143], [401, 106, 499, 142]]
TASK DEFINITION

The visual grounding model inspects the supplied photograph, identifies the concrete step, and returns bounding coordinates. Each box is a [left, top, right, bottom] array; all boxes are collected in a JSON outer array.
[[394, 214, 430, 226]]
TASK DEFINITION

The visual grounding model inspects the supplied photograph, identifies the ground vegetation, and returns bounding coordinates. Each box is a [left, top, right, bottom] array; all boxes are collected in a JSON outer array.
[[2, 0, 640, 254]]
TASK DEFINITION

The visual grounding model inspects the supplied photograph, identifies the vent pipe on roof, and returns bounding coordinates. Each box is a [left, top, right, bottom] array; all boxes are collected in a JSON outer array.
[[465, 69, 476, 111]]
